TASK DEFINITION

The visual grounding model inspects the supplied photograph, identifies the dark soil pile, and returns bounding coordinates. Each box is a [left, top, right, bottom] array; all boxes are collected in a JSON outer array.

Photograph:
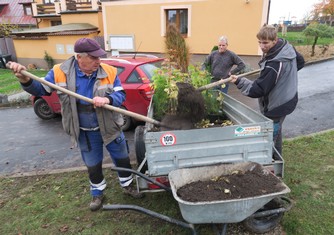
[[160, 82, 206, 130], [177, 164, 286, 202]]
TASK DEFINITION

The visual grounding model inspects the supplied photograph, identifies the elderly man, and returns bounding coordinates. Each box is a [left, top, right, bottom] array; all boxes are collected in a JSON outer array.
[[202, 35, 246, 93], [8, 38, 143, 211]]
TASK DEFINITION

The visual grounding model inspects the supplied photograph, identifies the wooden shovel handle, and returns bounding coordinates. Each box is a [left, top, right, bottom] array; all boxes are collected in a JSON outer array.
[[7, 62, 163, 127], [197, 69, 261, 92]]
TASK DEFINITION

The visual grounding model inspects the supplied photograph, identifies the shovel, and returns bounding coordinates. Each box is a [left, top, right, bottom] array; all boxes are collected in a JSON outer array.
[[7, 63, 165, 128], [197, 69, 261, 92]]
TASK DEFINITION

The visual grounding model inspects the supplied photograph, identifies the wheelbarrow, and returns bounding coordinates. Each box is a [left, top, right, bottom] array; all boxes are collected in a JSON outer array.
[[103, 162, 292, 235]]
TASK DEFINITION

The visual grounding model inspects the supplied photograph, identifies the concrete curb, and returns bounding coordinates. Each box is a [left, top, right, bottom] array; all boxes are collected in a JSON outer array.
[[284, 128, 334, 141], [8, 91, 31, 103], [304, 56, 334, 66], [1, 163, 113, 178]]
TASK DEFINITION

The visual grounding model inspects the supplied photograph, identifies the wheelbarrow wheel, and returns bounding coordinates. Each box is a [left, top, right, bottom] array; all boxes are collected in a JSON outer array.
[[242, 198, 284, 234], [134, 125, 147, 173]]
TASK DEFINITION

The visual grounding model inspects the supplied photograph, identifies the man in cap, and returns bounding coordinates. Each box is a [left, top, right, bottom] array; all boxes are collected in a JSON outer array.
[[8, 37, 143, 211]]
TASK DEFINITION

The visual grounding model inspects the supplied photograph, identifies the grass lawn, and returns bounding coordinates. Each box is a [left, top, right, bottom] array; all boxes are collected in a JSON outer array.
[[278, 31, 334, 46], [0, 69, 48, 95], [0, 131, 333, 235]]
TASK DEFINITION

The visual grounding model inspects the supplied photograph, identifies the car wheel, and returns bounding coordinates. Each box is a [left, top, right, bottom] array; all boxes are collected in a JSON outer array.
[[134, 125, 147, 173], [121, 106, 133, 131], [33, 98, 57, 120], [242, 197, 284, 234]]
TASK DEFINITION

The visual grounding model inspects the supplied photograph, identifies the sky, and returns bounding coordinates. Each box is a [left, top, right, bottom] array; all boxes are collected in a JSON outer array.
[[268, 0, 321, 24]]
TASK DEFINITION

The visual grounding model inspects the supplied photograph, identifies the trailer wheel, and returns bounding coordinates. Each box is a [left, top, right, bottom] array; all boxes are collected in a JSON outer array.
[[134, 125, 147, 173], [242, 198, 284, 234]]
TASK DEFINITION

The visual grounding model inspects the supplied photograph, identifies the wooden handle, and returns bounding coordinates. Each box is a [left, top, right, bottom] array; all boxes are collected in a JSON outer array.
[[7, 63, 163, 127], [197, 69, 261, 92]]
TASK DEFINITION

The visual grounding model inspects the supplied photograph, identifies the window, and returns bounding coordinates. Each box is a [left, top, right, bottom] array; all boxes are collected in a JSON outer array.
[[138, 62, 163, 82], [126, 70, 141, 83], [115, 67, 125, 76], [161, 5, 191, 37], [44, 0, 55, 4], [51, 21, 62, 26], [23, 5, 32, 16], [0, 5, 7, 14], [166, 9, 188, 35]]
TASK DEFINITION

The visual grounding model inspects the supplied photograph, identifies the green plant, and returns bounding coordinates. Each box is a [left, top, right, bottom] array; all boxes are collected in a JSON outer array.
[[152, 60, 221, 120], [152, 24, 224, 121], [152, 59, 186, 119], [44, 51, 54, 69]]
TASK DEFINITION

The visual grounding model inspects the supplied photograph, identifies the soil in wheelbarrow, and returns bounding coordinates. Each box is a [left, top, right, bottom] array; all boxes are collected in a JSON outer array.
[[177, 164, 286, 202]]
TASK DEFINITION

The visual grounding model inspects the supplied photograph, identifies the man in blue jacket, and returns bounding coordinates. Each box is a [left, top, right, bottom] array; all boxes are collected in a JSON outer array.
[[8, 38, 143, 211], [230, 25, 305, 157]]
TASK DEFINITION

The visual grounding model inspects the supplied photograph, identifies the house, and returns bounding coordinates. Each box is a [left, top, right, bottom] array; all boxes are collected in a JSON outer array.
[[0, 0, 37, 62], [9, 0, 103, 68], [9, 0, 272, 69], [0, 0, 37, 29]]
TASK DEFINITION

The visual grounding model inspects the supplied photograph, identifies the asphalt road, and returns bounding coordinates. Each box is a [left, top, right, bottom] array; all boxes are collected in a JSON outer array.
[[1, 59, 333, 177], [229, 59, 334, 137]]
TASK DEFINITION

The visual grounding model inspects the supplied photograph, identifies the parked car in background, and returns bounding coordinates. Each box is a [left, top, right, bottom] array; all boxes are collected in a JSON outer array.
[[31, 55, 164, 131]]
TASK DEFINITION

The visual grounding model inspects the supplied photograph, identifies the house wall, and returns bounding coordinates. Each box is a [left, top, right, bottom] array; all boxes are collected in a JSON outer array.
[[102, 0, 269, 56], [61, 12, 104, 34], [14, 33, 99, 68], [12, 0, 268, 69], [38, 19, 53, 28]]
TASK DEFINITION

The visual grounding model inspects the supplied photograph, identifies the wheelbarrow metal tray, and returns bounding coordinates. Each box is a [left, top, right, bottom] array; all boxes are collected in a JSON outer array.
[[168, 162, 290, 224]]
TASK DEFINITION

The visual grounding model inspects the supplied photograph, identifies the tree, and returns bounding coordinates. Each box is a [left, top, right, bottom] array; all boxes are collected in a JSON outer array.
[[0, 21, 18, 38], [310, 0, 334, 25], [322, 0, 334, 25], [165, 24, 190, 73], [303, 22, 334, 56]]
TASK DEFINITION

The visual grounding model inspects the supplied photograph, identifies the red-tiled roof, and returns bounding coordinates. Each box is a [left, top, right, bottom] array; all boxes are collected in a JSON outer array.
[[0, 0, 37, 26]]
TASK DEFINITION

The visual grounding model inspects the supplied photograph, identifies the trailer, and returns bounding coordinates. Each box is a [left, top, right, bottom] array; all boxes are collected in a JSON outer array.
[[104, 93, 292, 234]]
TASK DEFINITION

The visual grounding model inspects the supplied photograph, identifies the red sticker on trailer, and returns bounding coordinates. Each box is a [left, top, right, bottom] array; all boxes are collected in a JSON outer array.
[[160, 133, 176, 146]]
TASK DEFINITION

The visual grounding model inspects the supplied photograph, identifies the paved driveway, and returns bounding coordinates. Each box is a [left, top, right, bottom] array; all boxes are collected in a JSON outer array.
[[1, 59, 333, 176]]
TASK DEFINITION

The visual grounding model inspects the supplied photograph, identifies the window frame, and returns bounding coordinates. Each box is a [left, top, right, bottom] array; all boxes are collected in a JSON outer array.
[[43, 0, 55, 4], [161, 5, 191, 37], [23, 5, 33, 16]]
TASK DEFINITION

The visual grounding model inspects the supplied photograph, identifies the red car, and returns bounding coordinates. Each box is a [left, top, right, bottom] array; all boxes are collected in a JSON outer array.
[[31, 55, 164, 131]]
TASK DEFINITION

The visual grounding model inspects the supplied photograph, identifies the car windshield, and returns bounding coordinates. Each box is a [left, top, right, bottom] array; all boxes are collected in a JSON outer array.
[[138, 61, 162, 81]]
